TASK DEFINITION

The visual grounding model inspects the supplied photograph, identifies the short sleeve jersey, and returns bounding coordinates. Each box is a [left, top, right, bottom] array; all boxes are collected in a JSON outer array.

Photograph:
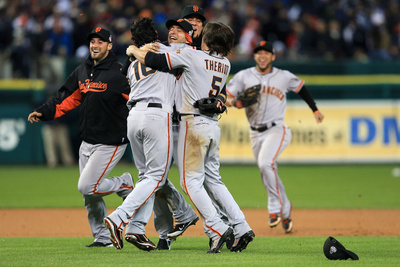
[[127, 43, 186, 107], [164, 47, 231, 115], [227, 67, 304, 126]]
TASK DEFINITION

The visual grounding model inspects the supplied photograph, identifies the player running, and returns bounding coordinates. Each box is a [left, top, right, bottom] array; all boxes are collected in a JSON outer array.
[[226, 41, 325, 233], [28, 28, 133, 247]]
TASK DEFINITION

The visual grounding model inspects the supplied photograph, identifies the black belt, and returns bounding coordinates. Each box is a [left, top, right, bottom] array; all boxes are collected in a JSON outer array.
[[177, 113, 201, 121], [130, 102, 162, 108], [250, 122, 276, 132]]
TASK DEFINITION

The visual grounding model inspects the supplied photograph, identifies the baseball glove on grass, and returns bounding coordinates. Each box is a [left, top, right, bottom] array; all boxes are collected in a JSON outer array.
[[233, 84, 261, 108], [194, 97, 226, 115]]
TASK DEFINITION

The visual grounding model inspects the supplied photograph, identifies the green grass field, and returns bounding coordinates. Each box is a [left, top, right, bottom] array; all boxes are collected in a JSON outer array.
[[1, 164, 399, 266]]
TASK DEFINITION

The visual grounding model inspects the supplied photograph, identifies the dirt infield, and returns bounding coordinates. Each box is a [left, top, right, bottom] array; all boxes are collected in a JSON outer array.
[[1, 209, 399, 237]]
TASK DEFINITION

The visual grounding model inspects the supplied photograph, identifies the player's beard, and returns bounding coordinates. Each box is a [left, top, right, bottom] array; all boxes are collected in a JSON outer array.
[[257, 61, 272, 73], [91, 48, 108, 64]]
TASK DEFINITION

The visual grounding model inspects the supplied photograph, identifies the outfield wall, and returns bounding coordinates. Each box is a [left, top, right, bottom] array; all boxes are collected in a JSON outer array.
[[219, 100, 400, 163], [1, 60, 400, 164]]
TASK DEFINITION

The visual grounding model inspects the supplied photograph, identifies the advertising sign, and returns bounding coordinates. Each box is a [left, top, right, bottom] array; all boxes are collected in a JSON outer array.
[[219, 100, 400, 163]]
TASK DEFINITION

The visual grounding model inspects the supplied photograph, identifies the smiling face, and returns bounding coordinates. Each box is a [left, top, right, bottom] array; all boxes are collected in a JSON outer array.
[[89, 38, 112, 65], [254, 49, 275, 74], [184, 16, 204, 38], [168, 25, 190, 44]]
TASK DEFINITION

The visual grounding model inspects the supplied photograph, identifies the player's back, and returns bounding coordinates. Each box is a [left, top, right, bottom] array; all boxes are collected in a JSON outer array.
[[127, 43, 182, 108], [166, 48, 231, 114]]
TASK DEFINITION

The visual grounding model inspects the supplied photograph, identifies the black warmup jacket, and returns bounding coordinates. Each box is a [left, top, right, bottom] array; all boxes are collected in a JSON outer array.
[[36, 51, 130, 145]]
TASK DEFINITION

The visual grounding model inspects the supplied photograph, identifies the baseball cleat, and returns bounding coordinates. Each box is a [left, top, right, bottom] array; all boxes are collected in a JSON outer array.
[[225, 231, 235, 250], [125, 233, 156, 251], [207, 227, 234, 254], [86, 241, 113, 247], [230, 230, 255, 252], [269, 213, 281, 227], [104, 217, 124, 249], [156, 238, 174, 250], [167, 216, 199, 239], [282, 218, 293, 233]]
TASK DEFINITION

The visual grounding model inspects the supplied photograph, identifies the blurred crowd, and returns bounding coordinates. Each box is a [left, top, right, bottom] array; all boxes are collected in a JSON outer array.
[[1, 0, 400, 80]]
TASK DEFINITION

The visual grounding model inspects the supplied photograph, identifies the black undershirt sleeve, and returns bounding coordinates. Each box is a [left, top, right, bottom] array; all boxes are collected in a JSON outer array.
[[145, 52, 169, 71], [121, 57, 134, 76], [298, 85, 318, 112], [217, 84, 227, 103]]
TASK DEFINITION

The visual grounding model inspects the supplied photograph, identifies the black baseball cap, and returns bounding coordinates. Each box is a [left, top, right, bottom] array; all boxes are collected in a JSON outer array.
[[166, 19, 194, 36], [323, 236, 359, 260], [166, 19, 194, 45], [181, 5, 206, 22], [253, 41, 274, 54], [87, 27, 112, 42]]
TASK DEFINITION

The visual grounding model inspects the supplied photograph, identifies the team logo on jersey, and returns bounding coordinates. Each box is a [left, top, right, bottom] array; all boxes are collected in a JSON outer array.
[[175, 48, 184, 54], [262, 85, 284, 100], [79, 79, 108, 93]]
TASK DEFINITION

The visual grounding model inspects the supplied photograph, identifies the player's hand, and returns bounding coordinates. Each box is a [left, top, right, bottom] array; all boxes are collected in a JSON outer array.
[[225, 96, 234, 107], [314, 111, 324, 124], [27, 111, 43, 123], [126, 45, 138, 56], [141, 42, 160, 53]]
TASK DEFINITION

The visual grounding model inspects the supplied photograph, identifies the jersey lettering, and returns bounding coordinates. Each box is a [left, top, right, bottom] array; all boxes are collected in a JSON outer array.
[[204, 59, 229, 75], [79, 79, 107, 93], [262, 85, 285, 100], [132, 61, 157, 81], [209, 75, 222, 97]]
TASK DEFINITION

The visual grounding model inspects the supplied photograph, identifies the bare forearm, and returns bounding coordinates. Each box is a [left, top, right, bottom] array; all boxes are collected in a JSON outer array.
[[126, 45, 147, 64]]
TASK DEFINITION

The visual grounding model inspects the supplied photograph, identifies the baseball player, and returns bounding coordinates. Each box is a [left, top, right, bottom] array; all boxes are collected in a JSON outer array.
[[152, 19, 201, 250], [128, 22, 255, 253], [136, 18, 200, 250], [226, 41, 325, 233], [103, 18, 198, 251], [27, 27, 134, 247], [138, 17, 231, 250], [181, 4, 206, 49]]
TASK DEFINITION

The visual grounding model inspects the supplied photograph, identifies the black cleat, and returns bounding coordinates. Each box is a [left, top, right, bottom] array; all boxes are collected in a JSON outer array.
[[156, 238, 173, 250], [125, 233, 156, 251], [167, 217, 199, 239], [230, 230, 255, 252], [207, 227, 234, 254], [86, 241, 113, 247], [104, 217, 124, 249]]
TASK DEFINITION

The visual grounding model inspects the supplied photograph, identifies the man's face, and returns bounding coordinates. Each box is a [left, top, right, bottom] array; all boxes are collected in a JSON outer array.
[[168, 25, 189, 44], [89, 38, 112, 63], [254, 50, 275, 71], [184, 16, 204, 38]]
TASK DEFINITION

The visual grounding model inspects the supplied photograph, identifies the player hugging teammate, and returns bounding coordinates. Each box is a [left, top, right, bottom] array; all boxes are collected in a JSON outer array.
[[118, 17, 255, 253]]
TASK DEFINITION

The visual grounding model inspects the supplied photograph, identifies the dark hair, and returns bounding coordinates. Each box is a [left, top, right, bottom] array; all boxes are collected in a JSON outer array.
[[202, 22, 234, 56], [130, 17, 158, 47]]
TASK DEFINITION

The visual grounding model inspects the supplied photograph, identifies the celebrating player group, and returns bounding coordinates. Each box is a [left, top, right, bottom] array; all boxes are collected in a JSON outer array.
[[28, 4, 324, 253]]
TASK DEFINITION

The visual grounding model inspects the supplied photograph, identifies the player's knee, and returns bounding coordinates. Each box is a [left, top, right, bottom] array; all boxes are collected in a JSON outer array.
[[258, 161, 274, 172], [77, 181, 93, 195]]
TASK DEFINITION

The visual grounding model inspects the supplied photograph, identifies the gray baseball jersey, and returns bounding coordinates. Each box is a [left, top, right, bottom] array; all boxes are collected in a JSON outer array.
[[227, 66, 304, 126], [226, 66, 303, 220], [163, 47, 252, 240], [107, 42, 196, 235], [165, 47, 230, 117]]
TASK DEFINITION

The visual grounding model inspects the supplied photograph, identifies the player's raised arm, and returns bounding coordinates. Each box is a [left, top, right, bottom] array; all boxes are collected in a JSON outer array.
[[126, 44, 148, 64]]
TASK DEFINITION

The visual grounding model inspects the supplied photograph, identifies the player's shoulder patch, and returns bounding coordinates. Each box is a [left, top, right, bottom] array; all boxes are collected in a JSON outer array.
[[175, 48, 184, 54]]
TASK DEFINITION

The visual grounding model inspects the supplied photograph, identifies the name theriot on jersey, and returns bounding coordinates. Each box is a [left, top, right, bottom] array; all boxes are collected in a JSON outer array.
[[204, 59, 229, 75]]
